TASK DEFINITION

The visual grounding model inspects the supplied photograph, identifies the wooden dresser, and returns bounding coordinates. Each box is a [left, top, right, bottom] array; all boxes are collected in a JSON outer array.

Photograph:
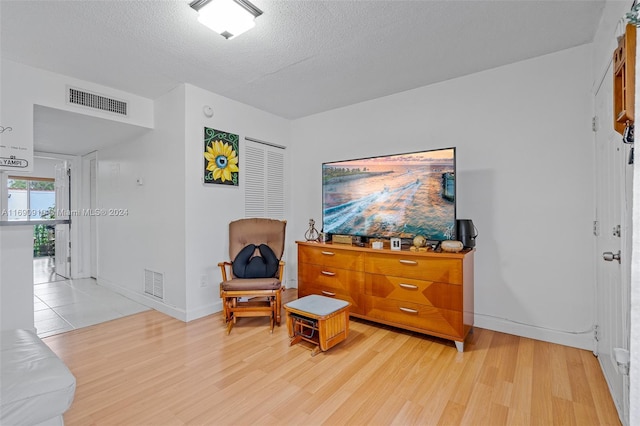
[[297, 241, 474, 351]]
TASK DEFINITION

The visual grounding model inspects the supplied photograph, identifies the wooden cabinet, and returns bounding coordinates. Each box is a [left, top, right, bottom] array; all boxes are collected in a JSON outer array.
[[613, 23, 636, 135], [297, 241, 474, 351]]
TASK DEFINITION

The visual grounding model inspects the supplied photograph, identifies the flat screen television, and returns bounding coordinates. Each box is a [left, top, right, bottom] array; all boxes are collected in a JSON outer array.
[[322, 147, 456, 241]]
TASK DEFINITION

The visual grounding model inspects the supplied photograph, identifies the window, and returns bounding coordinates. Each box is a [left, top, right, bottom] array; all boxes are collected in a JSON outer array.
[[7, 177, 55, 221], [244, 138, 285, 219]]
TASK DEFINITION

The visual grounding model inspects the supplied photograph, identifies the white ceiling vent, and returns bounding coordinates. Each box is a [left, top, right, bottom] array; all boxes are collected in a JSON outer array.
[[144, 269, 164, 300], [67, 87, 128, 116]]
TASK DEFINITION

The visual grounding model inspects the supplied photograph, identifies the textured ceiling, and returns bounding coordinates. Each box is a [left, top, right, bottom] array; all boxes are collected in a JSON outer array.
[[1, 1, 606, 155], [2, 0, 606, 120]]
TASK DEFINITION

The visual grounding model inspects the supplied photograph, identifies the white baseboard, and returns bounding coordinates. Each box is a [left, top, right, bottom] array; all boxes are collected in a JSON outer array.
[[95, 278, 593, 351], [185, 300, 223, 322], [97, 277, 224, 323], [97, 277, 187, 321], [474, 313, 594, 351]]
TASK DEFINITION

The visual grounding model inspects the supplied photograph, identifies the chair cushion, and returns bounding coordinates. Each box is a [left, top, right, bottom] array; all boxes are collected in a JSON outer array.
[[284, 295, 349, 316], [232, 244, 279, 279], [221, 277, 282, 291]]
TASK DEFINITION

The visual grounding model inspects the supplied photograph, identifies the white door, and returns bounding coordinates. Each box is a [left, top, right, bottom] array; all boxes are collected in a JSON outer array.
[[54, 161, 70, 279], [594, 62, 631, 425]]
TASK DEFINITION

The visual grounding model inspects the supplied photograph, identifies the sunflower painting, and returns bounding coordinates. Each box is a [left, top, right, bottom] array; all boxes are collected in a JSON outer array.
[[203, 128, 239, 186]]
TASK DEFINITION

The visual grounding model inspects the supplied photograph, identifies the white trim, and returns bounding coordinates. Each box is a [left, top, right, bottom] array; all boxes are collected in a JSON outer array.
[[185, 300, 223, 322], [245, 136, 286, 150], [98, 276, 188, 322], [474, 314, 594, 351], [81, 151, 97, 279]]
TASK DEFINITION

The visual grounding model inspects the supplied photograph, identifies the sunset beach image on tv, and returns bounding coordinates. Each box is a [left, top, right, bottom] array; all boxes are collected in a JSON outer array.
[[322, 147, 456, 240]]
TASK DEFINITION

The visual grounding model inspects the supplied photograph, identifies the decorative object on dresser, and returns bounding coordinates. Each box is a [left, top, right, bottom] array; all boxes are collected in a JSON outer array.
[[411, 235, 427, 252], [456, 219, 477, 249], [297, 240, 474, 352], [331, 234, 352, 245], [440, 240, 463, 253], [304, 218, 319, 241]]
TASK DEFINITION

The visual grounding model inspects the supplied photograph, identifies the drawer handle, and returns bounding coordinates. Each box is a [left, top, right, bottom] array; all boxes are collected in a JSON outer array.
[[399, 307, 418, 314], [321, 251, 335, 256], [399, 283, 418, 290], [321, 290, 336, 297], [321, 270, 336, 276], [399, 259, 418, 265]]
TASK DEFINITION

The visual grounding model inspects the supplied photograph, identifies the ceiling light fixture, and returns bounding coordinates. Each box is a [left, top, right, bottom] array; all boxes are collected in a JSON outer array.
[[190, 0, 262, 40]]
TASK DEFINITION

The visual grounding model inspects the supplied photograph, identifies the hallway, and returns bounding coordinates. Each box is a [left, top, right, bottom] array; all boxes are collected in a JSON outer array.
[[34, 259, 149, 338]]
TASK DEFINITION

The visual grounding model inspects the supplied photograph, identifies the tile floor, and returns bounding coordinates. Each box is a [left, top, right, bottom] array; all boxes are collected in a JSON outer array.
[[33, 258, 150, 338]]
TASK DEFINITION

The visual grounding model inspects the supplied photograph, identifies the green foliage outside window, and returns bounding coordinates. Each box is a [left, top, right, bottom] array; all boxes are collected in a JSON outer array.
[[33, 224, 55, 257], [8, 179, 54, 191], [33, 207, 56, 258]]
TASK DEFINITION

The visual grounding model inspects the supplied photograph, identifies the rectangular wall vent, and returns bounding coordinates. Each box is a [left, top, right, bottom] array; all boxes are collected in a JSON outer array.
[[67, 87, 128, 116], [144, 269, 164, 300]]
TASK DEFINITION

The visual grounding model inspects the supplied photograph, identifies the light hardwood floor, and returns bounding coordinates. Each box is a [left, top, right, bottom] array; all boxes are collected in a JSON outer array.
[[44, 290, 621, 425]]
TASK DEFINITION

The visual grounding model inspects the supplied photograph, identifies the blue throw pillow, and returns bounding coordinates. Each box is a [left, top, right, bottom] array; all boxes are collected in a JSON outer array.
[[232, 244, 279, 279]]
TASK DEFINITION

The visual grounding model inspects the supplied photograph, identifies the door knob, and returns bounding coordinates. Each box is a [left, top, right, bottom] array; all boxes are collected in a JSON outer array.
[[602, 251, 621, 263]]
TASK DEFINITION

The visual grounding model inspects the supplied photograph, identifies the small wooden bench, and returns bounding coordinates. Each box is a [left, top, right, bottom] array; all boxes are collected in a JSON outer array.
[[284, 295, 350, 356]]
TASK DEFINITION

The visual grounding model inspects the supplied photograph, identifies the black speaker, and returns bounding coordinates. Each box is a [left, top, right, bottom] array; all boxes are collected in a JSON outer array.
[[457, 219, 477, 249]]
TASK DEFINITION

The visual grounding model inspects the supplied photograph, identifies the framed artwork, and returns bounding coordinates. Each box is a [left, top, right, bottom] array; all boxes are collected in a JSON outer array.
[[203, 127, 239, 186]]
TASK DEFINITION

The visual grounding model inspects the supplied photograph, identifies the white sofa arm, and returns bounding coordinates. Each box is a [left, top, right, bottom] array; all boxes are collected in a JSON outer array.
[[1, 329, 76, 426]]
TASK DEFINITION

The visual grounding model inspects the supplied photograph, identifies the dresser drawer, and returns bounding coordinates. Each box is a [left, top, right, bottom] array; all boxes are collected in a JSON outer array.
[[298, 263, 363, 314], [363, 296, 463, 339], [298, 245, 364, 271], [365, 252, 463, 284], [365, 274, 462, 311]]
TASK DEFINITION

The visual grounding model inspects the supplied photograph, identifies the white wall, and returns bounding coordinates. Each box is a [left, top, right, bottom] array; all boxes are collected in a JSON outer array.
[[1, 60, 154, 129], [8, 157, 62, 180], [0, 60, 156, 330], [0, 226, 34, 330], [0, 60, 154, 172], [291, 44, 595, 349], [0, 60, 153, 216], [95, 83, 291, 321], [96, 85, 187, 318], [183, 84, 291, 320]]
